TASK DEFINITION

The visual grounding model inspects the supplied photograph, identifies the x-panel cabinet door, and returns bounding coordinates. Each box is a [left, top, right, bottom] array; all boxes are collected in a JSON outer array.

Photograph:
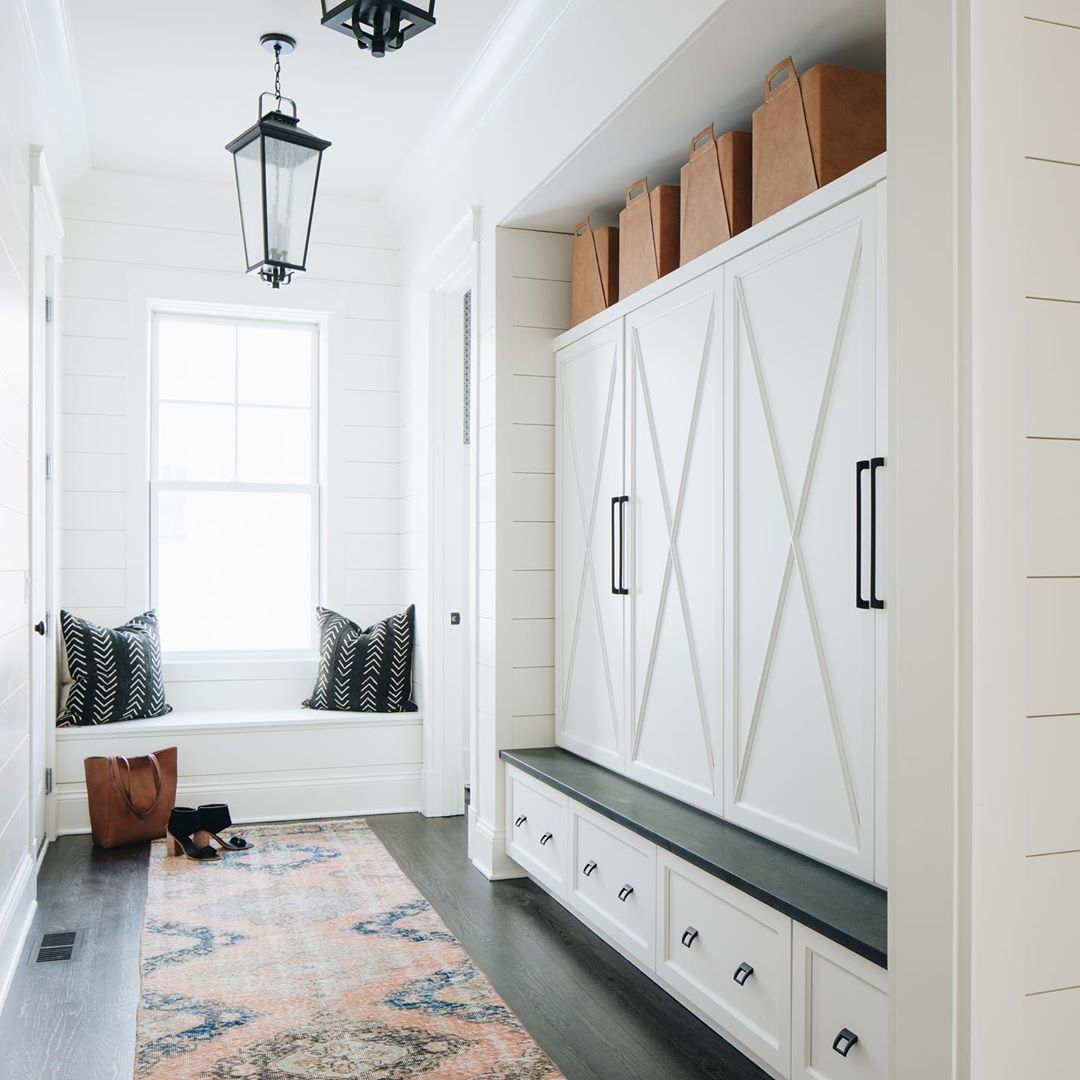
[[626, 269, 724, 812], [724, 192, 879, 880], [556, 322, 625, 770]]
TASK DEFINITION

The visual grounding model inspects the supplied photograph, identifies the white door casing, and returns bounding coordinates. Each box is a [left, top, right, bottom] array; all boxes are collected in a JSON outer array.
[[29, 150, 62, 854], [626, 270, 724, 810], [724, 191, 880, 880], [555, 321, 624, 770]]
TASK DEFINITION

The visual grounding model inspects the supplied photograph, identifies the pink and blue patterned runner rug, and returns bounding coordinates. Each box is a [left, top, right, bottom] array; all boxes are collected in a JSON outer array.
[[134, 819, 562, 1079]]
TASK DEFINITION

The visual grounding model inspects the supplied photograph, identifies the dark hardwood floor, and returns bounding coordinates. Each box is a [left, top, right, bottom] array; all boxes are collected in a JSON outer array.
[[0, 815, 766, 1080], [0, 839, 148, 1080]]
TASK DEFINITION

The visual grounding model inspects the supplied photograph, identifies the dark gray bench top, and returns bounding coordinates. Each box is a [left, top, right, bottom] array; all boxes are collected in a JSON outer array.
[[501, 746, 887, 968]]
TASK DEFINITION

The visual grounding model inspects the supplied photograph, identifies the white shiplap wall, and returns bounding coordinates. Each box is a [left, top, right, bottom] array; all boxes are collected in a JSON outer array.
[[58, 170, 416, 708], [472, 226, 570, 873], [1023, 6, 1080, 1061]]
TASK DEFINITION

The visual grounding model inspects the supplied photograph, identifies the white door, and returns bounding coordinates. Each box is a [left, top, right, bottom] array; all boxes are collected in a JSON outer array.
[[724, 191, 880, 880], [30, 168, 61, 855], [625, 270, 724, 810], [555, 322, 625, 770]]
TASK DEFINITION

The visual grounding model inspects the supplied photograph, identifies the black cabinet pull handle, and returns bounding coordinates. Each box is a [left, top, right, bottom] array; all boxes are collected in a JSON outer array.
[[33, 621, 46, 636], [832, 1028, 859, 1057], [617, 884, 634, 902], [610, 496, 619, 595], [539, 832, 553, 846], [681, 927, 698, 948], [870, 457, 885, 609], [582, 860, 597, 877], [611, 495, 629, 595], [617, 495, 628, 595], [514, 815, 527, 828], [733, 961, 754, 986], [856, 459, 870, 609]]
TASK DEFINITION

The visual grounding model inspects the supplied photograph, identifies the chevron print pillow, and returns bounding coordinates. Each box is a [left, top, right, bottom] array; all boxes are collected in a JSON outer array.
[[304, 606, 417, 713], [57, 610, 171, 727]]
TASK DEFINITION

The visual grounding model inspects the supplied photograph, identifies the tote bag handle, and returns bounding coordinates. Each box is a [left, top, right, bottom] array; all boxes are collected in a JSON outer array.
[[108, 753, 164, 819]]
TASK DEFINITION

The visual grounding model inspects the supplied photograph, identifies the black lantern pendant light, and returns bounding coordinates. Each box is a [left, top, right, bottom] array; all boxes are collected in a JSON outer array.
[[320, 2, 436, 58], [226, 34, 331, 288]]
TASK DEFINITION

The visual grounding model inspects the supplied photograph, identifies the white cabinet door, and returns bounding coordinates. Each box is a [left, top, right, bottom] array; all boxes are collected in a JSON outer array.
[[555, 322, 626, 770], [625, 270, 724, 810], [724, 191, 881, 879]]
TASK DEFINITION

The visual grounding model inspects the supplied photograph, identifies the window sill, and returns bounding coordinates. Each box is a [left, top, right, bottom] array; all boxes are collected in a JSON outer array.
[[162, 655, 319, 683]]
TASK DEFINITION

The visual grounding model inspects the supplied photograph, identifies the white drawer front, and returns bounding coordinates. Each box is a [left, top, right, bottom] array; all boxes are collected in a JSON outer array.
[[792, 924, 887, 1080], [506, 768, 570, 896], [569, 803, 656, 967], [657, 850, 792, 1075]]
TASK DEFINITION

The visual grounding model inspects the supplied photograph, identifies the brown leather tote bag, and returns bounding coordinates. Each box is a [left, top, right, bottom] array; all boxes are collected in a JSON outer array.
[[84, 747, 177, 848]]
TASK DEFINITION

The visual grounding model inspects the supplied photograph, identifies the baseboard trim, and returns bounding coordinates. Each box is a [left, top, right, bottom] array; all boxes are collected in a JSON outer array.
[[469, 808, 526, 880], [56, 768, 423, 835], [0, 853, 37, 1017]]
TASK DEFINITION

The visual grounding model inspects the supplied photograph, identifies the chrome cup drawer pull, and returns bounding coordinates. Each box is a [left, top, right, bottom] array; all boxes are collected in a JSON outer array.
[[514, 815, 527, 828], [582, 860, 598, 877], [617, 884, 634, 902], [539, 831, 554, 846], [681, 926, 699, 948], [733, 962, 754, 986]]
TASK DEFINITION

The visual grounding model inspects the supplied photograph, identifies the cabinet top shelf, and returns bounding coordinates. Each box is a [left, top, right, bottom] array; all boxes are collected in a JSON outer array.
[[553, 152, 886, 354], [501, 746, 887, 968]]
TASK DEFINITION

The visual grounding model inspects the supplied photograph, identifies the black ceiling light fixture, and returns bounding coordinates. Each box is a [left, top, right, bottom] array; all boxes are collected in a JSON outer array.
[[226, 33, 332, 288], [320, 2, 436, 58]]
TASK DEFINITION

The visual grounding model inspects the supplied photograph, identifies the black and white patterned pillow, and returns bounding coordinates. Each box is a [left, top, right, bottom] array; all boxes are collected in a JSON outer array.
[[304, 606, 417, 713], [57, 610, 170, 727]]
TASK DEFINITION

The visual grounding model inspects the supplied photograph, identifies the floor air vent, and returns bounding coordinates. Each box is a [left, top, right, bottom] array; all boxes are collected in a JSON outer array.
[[35, 931, 78, 963]]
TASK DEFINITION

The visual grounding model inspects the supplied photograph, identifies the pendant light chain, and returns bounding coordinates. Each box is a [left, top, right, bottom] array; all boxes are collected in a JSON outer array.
[[273, 43, 282, 111]]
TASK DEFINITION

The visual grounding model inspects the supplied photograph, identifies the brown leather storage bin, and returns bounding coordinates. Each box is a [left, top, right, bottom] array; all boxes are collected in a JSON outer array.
[[571, 218, 619, 328], [752, 56, 885, 224], [619, 178, 680, 300], [681, 125, 752, 266]]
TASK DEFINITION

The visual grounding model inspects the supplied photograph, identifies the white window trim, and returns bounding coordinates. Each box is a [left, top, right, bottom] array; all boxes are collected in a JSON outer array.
[[148, 305, 326, 664]]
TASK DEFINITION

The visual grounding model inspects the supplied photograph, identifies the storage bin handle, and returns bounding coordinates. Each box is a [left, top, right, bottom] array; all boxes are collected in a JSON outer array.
[[625, 177, 650, 206], [764, 56, 798, 100], [689, 124, 715, 157], [574, 217, 592, 238]]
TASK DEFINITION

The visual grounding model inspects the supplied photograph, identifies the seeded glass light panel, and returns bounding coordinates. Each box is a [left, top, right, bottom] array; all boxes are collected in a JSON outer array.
[[227, 35, 331, 287]]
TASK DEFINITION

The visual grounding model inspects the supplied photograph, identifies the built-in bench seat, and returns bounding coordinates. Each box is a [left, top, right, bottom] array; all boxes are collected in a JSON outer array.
[[55, 707, 423, 834], [501, 747, 889, 1077], [501, 746, 886, 965]]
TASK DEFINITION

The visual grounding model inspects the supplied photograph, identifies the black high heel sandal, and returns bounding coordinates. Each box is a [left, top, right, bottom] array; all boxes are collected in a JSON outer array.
[[194, 804, 250, 852], [166, 807, 219, 860]]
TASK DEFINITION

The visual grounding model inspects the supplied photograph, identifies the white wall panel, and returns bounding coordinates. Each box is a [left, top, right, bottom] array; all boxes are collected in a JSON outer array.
[[58, 170, 413, 719], [1023, 14, 1080, 1035], [1025, 852, 1080, 994], [1027, 299, 1080, 438], [1025, 159, 1080, 301]]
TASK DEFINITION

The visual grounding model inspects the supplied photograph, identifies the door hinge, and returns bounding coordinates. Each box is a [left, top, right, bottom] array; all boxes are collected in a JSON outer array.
[[45, 453, 53, 481], [45, 768, 53, 795], [45, 296, 54, 324]]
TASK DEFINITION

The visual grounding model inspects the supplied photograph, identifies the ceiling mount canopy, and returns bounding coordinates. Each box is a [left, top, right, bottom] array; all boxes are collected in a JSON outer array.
[[225, 33, 331, 288], [320, 1, 437, 58]]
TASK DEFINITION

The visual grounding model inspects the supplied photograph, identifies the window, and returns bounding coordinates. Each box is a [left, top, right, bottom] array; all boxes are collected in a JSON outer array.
[[150, 312, 320, 656]]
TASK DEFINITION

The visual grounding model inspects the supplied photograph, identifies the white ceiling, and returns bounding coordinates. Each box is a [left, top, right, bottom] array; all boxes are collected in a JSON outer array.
[[65, 0, 510, 201]]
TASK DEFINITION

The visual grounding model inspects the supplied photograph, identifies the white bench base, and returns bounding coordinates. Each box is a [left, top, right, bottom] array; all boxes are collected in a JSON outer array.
[[54, 708, 423, 835]]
